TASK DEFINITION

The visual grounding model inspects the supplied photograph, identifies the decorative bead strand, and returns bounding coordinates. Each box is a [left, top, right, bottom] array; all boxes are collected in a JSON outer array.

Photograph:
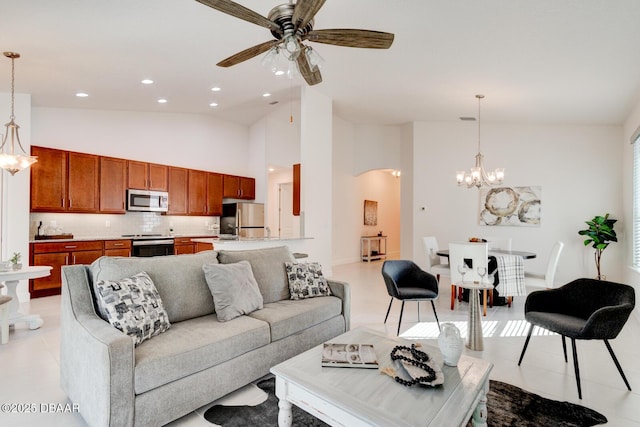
[[389, 345, 437, 386]]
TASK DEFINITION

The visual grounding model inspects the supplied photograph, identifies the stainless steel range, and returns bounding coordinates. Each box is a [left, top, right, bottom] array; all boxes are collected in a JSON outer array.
[[122, 234, 174, 257]]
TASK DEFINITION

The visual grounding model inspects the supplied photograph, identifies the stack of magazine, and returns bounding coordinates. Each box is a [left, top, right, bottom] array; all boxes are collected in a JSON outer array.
[[321, 343, 378, 369]]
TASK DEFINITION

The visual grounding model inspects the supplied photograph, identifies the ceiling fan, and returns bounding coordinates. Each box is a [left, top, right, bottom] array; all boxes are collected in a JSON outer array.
[[195, 0, 394, 86]]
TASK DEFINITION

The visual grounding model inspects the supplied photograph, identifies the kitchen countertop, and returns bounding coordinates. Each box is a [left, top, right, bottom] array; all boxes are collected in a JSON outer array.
[[29, 234, 218, 244], [191, 237, 313, 244]]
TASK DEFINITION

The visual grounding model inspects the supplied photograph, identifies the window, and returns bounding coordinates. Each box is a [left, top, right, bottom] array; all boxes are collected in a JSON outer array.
[[633, 130, 640, 268]]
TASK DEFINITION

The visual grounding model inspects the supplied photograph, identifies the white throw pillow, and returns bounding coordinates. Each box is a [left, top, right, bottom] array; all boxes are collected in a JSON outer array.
[[285, 262, 332, 300], [203, 260, 264, 322], [95, 271, 171, 346]]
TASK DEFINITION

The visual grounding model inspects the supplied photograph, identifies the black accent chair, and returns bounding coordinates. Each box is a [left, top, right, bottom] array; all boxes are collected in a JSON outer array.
[[381, 260, 441, 336], [518, 278, 635, 399]]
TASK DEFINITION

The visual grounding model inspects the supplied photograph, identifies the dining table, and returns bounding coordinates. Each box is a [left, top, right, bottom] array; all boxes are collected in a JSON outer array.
[[435, 248, 537, 259]]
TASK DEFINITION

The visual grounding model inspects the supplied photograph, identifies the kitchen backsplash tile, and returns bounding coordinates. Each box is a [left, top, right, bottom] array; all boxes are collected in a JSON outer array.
[[30, 212, 220, 239]]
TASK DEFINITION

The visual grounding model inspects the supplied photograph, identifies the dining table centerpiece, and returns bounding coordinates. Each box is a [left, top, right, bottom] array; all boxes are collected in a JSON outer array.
[[578, 213, 617, 280]]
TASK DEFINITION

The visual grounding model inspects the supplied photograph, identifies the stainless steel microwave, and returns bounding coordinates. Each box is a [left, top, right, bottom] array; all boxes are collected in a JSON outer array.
[[126, 189, 169, 212]]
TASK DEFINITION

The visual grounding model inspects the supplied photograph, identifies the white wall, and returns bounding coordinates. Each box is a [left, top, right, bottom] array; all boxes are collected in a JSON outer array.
[[31, 107, 250, 174], [411, 121, 624, 284], [300, 86, 333, 273], [332, 119, 404, 264]]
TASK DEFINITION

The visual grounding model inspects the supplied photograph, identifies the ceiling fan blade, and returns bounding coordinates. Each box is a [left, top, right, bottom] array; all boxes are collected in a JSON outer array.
[[292, 0, 326, 32], [217, 40, 278, 67], [195, 0, 279, 32], [296, 53, 322, 86], [305, 29, 394, 49]]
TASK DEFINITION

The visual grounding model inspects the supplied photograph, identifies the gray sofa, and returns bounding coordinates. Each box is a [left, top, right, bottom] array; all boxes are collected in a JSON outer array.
[[60, 246, 350, 427]]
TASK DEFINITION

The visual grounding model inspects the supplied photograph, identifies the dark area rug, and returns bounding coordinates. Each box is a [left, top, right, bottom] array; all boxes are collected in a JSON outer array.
[[204, 378, 607, 427]]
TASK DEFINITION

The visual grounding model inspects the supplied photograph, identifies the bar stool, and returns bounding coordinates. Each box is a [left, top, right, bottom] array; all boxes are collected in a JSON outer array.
[[0, 295, 12, 344]]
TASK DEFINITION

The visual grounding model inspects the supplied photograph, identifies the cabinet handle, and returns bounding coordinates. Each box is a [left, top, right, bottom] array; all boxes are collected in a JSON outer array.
[[65, 255, 69, 265], [61, 197, 65, 208], [65, 245, 77, 249], [73, 255, 76, 264], [69, 198, 72, 208], [114, 243, 124, 246]]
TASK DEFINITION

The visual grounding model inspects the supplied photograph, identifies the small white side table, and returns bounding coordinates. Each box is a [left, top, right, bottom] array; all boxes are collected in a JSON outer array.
[[0, 266, 52, 330], [360, 236, 387, 262]]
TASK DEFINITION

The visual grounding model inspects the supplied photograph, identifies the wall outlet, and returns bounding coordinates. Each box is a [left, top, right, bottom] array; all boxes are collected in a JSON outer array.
[[105, 220, 111, 227]]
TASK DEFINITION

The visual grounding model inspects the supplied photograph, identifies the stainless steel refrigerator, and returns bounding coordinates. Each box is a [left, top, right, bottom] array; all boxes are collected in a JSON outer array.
[[220, 203, 265, 237]]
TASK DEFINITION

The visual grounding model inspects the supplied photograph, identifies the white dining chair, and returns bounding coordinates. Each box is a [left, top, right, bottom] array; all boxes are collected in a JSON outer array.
[[422, 236, 450, 283], [449, 242, 492, 314], [525, 241, 564, 290]]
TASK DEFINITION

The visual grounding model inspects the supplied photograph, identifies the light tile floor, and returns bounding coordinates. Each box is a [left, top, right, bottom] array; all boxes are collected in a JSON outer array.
[[1, 260, 639, 426]]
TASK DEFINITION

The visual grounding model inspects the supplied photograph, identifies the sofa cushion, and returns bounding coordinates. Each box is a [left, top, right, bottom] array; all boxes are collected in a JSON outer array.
[[248, 296, 343, 341], [203, 261, 263, 322], [285, 262, 332, 300], [134, 314, 270, 394], [91, 251, 218, 323], [217, 246, 295, 304], [95, 271, 171, 346]]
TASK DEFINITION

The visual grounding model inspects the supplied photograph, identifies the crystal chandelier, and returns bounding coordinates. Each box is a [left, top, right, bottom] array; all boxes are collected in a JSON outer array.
[[0, 52, 37, 176], [456, 94, 504, 188]]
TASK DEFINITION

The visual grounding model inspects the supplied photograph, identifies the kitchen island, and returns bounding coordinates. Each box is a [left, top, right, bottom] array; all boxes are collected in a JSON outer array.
[[191, 237, 313, 257]]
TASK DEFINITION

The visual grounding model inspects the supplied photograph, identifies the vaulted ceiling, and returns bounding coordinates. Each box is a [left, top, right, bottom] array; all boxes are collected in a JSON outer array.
[[2, 1, 640, 126]]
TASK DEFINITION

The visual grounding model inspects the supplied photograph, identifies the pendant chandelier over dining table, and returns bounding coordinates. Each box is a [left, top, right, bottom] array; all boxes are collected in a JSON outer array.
[[456, 94, 505, 188]]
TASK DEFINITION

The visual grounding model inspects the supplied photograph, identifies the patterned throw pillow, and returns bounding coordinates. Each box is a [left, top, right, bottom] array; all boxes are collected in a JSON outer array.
[[285, 262, 332, 300], [95, 271, 171, 346]]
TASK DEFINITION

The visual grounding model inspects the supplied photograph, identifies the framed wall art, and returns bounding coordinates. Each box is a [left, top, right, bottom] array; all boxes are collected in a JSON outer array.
[[364, 200, 378, 226], [479, 186, 541, 227]]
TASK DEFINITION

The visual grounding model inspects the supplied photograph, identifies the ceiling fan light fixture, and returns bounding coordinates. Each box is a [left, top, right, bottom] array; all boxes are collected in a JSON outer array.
[[305, 46, 324, 70]]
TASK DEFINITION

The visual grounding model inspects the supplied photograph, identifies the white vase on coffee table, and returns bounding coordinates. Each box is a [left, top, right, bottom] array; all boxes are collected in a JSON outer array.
[[438, 322, 464, 366]]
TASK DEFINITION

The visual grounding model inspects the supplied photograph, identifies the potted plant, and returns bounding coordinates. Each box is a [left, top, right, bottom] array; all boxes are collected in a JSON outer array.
[[578, 213, 617, 280], [10, 252, 22, 270]]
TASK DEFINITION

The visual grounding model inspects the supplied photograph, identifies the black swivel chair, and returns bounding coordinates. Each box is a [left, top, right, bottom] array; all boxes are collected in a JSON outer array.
[[518, 278, 635, 399], [381, 260, 441, 336]]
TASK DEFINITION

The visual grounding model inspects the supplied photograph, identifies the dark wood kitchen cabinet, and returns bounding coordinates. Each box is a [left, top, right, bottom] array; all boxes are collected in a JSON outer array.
[[174, 237, 196, 255], [30, 146, 67, 211], [223, 174, 255, 200], [30, 147, 99, 213], [67, 152, 100, 212], [99, 156, 127, 213], [188, 169, 207, 215], [29, 240, 103, 298], [167, 166, 188, 215], [104, 239, 132, 257], [190, 171, 223, 216], [207, 172, 224, 216], [127, 160, 168, 191]]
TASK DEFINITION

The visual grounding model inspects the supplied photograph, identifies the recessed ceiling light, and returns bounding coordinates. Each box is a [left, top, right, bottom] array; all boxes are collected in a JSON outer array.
[[141, 79, 154, 85], [268, 167, 275, 172], [157, 98, 167, 104], [262, 93, 271, 97], [209, 102, 219, 107], [75, 92, 89, 98], [211, 87, 221, 92], [274, 70, 285, 76]]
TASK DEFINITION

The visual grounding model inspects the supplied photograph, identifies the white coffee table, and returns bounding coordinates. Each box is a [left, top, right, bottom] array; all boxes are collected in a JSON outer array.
[[271, 327, 493, 427]]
